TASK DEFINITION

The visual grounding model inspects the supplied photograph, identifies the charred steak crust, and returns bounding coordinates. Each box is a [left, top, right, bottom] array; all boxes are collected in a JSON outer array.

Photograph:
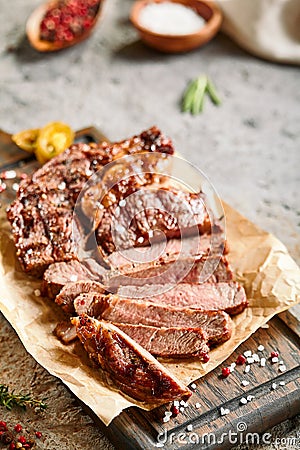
[[96, 188, 212, 257], [72, 315, 192, 403], [7, 127, 175, 274]]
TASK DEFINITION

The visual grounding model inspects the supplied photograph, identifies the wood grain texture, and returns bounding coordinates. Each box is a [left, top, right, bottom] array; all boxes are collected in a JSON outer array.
[[0, 128, 299, 450]]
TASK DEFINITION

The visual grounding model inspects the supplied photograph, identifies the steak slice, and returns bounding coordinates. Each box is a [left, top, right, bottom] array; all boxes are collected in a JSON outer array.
[[73, 294, 232, 345], [108, 255, 233, 289], [54, 320, 78, 344], [96, 187, 212, 257], [118, 281, 247, 316], [72, 315, 192, 403], [106, 231, 228, 272], [42, 260, 99, 298], [7, 127, 174, 274], [115, 323, 210, 359], [55, 281, 107, 314]]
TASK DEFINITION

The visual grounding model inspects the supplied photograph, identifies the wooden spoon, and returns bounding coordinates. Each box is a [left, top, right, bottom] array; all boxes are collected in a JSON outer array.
[[26, 0, 104, 52]]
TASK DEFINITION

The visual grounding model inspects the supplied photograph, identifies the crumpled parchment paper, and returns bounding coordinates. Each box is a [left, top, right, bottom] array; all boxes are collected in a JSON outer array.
[[0, 201, 299, 425]]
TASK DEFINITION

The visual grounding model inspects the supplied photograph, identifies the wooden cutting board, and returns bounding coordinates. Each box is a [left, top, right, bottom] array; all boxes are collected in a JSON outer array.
[[0, 127, 299, 450]]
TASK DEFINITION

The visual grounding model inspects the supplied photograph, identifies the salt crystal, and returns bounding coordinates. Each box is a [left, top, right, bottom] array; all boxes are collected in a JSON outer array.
[[279, 360, 284, 365], [241, 380, 249, 387], [34, 289, 41, 297], [279, 381, 286, 386], [257, 345, 265, 352], [164, 411, 172, 418], [58, 181, 66, 190], [279, 365, 287, 372], [271, 383, 277, 390], [261, 324, 269, 329], [119, 199, 126, 207], [12, 183, 19, 191], [220, 407, 230, 416], [240, 397, 247, 405], [190, 383, 197, 390], [173, 400, 179, 407], [244, 350, 252, 357], [137, 236, 144, 244], [70, 275, 78, 282], [252, 354, 260, 362], [230, 362, 236, 369], [3, 170, 16, 179], [180, 407, 185, 413], [187, 424, 193, 432], [138, 2, 206, 36], [247, 357, 255, 364], [180, 400, 185, 406], [244, 365, 250, 373], [272, 357, 279, 363], [148, 230, 154, 238], [260, 358, 266, 367], [195, 402, 201, 409], [247, 395, 254, 402], [163, 416, 170, 423]]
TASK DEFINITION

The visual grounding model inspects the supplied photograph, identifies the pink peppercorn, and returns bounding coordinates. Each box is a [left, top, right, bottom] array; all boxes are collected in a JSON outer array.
[[18, 436, 27, 444], [14, 424, 23, 433], [236, 355, 246, 365], [35, 431, 42, 439], [221, 367, 231, 378], [270, 351, 279, 358], [171, 405, 179, 416]]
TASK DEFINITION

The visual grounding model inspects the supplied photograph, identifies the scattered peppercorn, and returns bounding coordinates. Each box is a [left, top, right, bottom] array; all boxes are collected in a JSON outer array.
[[18, 436, 27, 445], [14, 424, 22, 433], [236, 355, 246, 365], [221, 367, 231, 378], [270, 351, 279, 358], [171, 405, 180, 416], [0, 421, 7, 431]]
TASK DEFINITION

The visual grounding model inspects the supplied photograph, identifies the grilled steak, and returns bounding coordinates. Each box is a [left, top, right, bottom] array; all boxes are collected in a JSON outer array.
[[7, 127, 174, 274], [72, 315, 192, 403], [55, 281, 107, 314], [54, 320, 78, 344], [73, 293, 232, 345], [109, 255, 233, 289], [106, 231, 228, 272], [115, 323, 210, 359], [42, 260, 100, 298], [118, 281, 247, 316], [96, 187, 212, 257]]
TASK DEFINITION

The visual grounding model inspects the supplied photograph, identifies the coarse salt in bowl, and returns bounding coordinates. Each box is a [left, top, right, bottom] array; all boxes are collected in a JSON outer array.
[[130, 0, 223, 53]]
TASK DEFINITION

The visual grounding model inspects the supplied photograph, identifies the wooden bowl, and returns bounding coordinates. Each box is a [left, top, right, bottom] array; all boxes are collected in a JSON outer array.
[[26, 0, 104, 52], [130, 0, 223, 53]]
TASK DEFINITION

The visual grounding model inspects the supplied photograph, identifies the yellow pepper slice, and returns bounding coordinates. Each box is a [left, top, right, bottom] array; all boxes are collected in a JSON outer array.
[[11, 128, 40, 153], [35, 122, 74, 164]]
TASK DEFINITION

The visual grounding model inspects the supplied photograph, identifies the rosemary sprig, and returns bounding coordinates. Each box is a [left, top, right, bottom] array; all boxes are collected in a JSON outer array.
[[0, 384, 47, 411], [181, 75, 222, 114]]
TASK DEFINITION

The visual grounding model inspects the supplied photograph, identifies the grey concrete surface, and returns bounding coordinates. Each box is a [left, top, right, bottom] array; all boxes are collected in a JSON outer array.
[[0, 0, 299, 448]]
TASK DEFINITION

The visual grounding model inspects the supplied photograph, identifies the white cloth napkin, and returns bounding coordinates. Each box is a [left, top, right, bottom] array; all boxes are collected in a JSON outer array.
[[217, 0, 300, 64]]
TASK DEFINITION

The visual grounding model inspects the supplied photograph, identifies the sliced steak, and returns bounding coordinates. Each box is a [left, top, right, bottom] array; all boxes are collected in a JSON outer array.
[[55, 281, 107, 314], [96, 187, 212, 257], [72, 315, 192, 403], [118, 281, 247, 316], [108, 255, 233, 289], [106, 230, 227, 272], [54, 320, 78, 344], [74, 294, 232, 345], [115, 323, 210, 359], [7, 127, 174, 274], [42, 260, 98, 298]]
